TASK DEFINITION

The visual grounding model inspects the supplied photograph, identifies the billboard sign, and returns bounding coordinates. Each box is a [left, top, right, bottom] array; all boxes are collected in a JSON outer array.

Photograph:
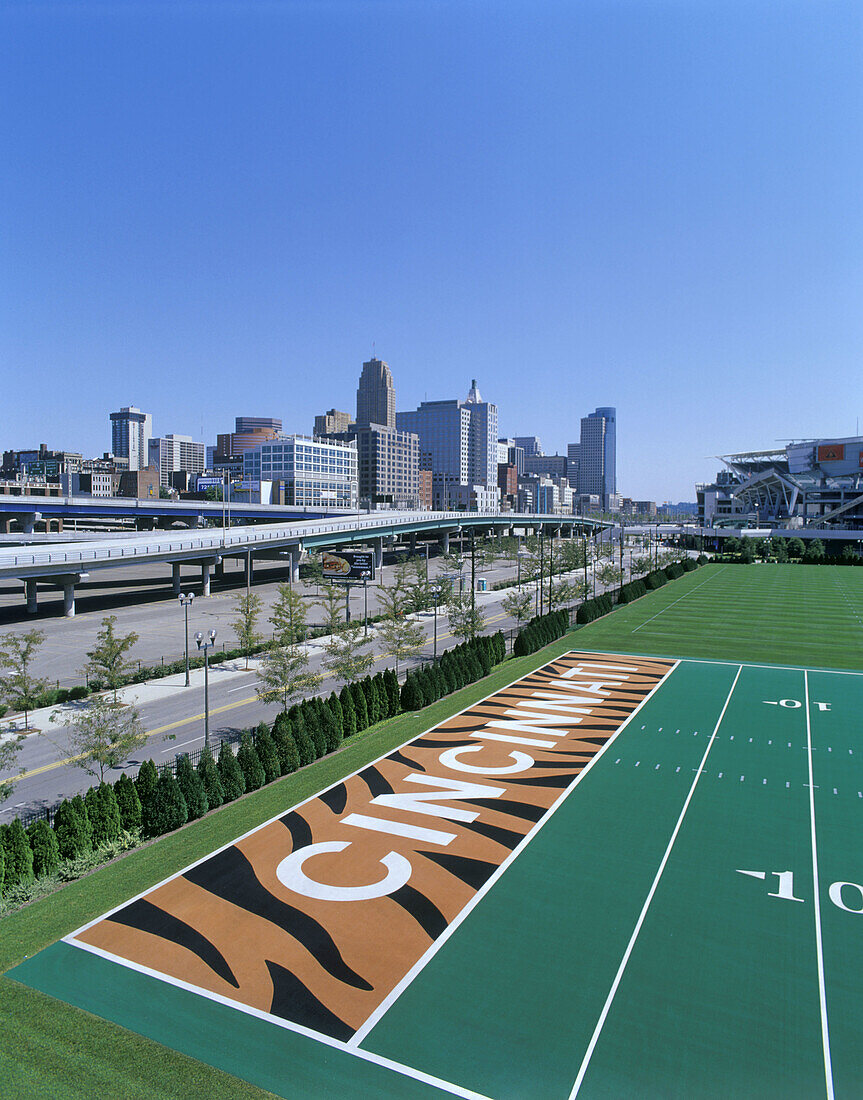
[[196, 477, 224, 491], [322, 550, 375, 581], [817, 443, 845, 462]]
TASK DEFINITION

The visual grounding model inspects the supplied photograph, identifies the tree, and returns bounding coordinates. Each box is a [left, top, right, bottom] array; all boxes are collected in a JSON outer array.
[[236, 732, 265, 791], [0, 818, 34, 886], [339, 685, 357, 737], [0, 734, 25, 804], [303, 549, 324, 590], [257, 645, 322, 710], [175, 755, 208, 820], [0, 629, 48, 731], [316, 584, 344, 637], [254, 723, 281, 783], [196, 746, 224, 809], [113, 772, 142, 830], [148, 767, 188, 836], [803, 538, 826, 564], [787, 537, 806, 560], [28, 818, 60, 876], [84, 782, 122, 846], [323, 621, 375, 683], [51, 694, 148, 781], [549, 579, 580, 611], [397, 557, 431, 614], [83, 616, 139, 703], [53, 796, 92, 859], [376, 581, 426, 675], [217, 742, 245, 801], [269, 582, 308, 649], [447, 592, 485, 642], [502, 588, 533, 627], [232, 591, 264, 669]]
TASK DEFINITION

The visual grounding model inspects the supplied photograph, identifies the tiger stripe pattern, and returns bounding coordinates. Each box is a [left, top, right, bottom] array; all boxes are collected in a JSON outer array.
[[71, 651, 675, 1041]]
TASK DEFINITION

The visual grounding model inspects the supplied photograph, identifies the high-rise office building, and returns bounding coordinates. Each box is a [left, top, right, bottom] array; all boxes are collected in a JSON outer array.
[[110, 406, 152, 471], [314, 409, 353, 438], [234, 416, 282, 434], [397, 380, 498, 509], [566, 442, 581, 489], [579, 407, 616, 507], [148, 434, 205, 487], [356, 358, 396, 429], [513, 436, 542, 458]]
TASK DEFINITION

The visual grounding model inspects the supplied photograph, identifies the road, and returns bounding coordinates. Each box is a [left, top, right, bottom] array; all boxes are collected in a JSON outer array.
[[0, 563, 557, 821]]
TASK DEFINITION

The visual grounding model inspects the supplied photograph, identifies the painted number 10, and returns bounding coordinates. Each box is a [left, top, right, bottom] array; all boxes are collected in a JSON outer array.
[[737, 869, 863, 913]]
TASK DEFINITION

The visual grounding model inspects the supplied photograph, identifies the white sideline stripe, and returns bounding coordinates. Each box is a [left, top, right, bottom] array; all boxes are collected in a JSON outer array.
[[64, 940, 494, 1100], [62, 651, 668, 1091], [349, 658, 681, 1049], [575, 649, 863, 678], [630, 567, 727, 633], [568, 663, 743, 1099], [805, 670, 835, 1100]]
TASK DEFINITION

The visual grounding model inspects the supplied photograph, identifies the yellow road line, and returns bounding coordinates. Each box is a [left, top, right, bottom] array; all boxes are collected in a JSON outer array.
[[19, 611, 510, 780]]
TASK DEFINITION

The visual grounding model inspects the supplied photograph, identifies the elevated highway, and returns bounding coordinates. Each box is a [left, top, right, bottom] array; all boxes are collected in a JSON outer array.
[[0, 510, 605, 616], [0, 493, 355, 532]]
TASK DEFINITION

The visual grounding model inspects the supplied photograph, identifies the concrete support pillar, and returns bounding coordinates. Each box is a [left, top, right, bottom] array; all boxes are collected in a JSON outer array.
[[439, 531, 450, 554], [172, 562, 181, 595], [290, 548, 301, 584], [63, 582, 75, 617], [215, 560, 225, 580], [373, 537, 384, 570], [25, 579, 37, 615], [201, 563, 211, 597], [409, 532, 417, 553]]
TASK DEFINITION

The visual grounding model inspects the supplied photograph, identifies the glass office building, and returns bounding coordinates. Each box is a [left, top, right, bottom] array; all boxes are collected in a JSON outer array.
[[244, 435, 358, 509]]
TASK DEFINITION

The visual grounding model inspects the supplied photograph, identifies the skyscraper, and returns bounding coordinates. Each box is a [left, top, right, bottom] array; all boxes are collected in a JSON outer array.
[[356, 358, 396, 429], [579, 407, 616, 507], [110, 406, 152, 471], [397, 380, 498, 509]]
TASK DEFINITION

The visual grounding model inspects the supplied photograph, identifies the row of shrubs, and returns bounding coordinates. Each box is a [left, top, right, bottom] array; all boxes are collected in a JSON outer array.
[[400, 634, 506, 710], [578, 558, 701, 623], [0, 633, 517, 899], [513, 610, 570, 655], [576, 593, 615, 624]]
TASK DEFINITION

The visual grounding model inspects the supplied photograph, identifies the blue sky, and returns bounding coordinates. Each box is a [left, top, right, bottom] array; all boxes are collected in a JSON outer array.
[[2, 0, 861, 501]]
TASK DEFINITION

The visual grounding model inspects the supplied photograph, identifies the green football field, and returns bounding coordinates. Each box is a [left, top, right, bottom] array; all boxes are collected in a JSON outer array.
[[580, 562, 863, 670], [7, 564, 863, 1099]]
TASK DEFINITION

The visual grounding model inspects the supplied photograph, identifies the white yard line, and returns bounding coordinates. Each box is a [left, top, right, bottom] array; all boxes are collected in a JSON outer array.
[[349, 657, 680, 1050], [804, 670, 835, 1100], [630, 567, 726, 633], [568, 663, 743, 1099]]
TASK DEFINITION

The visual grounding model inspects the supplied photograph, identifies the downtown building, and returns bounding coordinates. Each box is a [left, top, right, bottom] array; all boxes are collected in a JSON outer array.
[[397, 380, 499, 510], [244, 435, 358, 509], [148, 434, 206, 488], [315, 357, 422, 508], [573, 406, 616, 509], [110, 406, 153, 471]]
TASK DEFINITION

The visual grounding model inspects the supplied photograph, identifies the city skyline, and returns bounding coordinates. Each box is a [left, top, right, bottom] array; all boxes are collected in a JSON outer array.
[[2, 2, 860, 502]]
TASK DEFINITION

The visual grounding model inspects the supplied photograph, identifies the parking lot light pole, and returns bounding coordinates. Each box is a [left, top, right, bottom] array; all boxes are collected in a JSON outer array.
[[178, 592, 195, 686], [195, 628, 217, 751]]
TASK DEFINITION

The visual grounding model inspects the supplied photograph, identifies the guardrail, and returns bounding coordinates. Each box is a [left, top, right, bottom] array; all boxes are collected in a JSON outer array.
[[0, 511, 597, 577]]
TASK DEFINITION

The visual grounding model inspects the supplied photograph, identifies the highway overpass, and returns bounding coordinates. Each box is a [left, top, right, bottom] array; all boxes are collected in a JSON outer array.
[[0, 493, 356, 532], [0, 510, 606, 616]]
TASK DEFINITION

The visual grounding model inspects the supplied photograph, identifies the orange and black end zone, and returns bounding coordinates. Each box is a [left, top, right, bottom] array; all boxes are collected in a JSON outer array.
[[72, 651, 675, 1042]]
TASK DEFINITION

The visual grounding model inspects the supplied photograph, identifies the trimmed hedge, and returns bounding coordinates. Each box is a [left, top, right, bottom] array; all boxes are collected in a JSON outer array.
[[514, 610, 569, 654], [576, 593, 614, 625]]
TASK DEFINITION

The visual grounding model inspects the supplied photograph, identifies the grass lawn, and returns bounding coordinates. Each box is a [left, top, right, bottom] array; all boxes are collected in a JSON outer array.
[[578, 562, 863, 671], [0, 636, 581, 1100], [3, 561, 859, 1098]]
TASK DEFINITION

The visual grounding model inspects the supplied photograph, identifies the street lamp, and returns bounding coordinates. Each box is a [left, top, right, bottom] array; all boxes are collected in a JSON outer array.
[[178, 592, 195, 687], [517, 547, 530, 588], [195, 628, 217, 751]]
